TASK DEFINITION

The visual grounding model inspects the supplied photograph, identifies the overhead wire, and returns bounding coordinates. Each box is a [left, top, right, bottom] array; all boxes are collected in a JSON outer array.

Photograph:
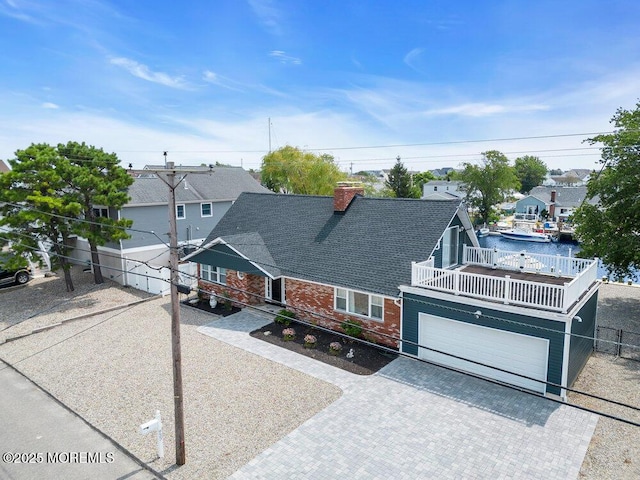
[[4, 198, 634, 352], [180, 283, 640, 427], [2, 221, 639, 426]]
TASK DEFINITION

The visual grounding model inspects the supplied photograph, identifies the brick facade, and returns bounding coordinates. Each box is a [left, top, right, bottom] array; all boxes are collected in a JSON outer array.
[[197, 268, 401, 349], [285, 279, 400, 348], [198, 267, 264, 307]]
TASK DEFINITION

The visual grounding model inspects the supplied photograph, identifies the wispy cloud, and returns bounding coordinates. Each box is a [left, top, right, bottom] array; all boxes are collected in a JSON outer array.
[[110, 57, 189, 89], [0, 0, 39, 23], [423, 102, 550, 117], [403, 48, 424, 72], [202, 70, 288, 97], [202, 70, 244, 91], [0, 0, 129, 30], [269, 50, 302, 65], [41, 102, 59, 109], [247, 0, 283, 36]]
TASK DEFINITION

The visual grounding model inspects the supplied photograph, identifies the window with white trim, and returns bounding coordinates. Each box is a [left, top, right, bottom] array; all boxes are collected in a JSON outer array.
[[92, 207, 109, 218], [201, 265, 226, 285], [176, 204, 186, 219], [335, 288, 383, 321], [201, 203, 212, 217]]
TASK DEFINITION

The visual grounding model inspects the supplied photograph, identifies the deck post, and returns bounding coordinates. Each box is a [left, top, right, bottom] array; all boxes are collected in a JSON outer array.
[[504, 275, 511, 304], [454, 270, 460, 295], [492, 247, 498, 269]]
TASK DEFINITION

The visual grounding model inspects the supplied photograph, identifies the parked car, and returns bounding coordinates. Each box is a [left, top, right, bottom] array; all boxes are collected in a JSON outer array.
[[0, 257, 31, 286]]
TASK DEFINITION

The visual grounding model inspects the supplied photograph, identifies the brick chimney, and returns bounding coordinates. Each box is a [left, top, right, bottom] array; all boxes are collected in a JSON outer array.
[[334, 182, 364, 213], [549, 190, 557, 219]]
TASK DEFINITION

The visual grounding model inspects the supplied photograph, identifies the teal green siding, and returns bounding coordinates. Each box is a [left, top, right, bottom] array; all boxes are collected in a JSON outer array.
[[402, 293, 566, 395], [189, 244, 267, 276], [516, 196, 546, 215], [433, 215, 470, 268], [567, 290, 598, 386]]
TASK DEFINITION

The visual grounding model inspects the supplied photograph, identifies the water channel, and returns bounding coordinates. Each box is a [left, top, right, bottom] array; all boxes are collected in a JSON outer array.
[[478, 234, 640, 285]]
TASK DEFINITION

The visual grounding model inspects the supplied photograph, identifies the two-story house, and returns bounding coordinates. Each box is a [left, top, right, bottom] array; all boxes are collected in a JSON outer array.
[[514, 186, 597, 223], [70, 165, 270, 293]]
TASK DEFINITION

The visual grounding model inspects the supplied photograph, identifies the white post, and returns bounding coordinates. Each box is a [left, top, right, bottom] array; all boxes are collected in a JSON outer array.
[[139, 410, 164, 458], [504, 275, 511, 304], [411, 261, 416, 286], [156, 410, 164, 458]]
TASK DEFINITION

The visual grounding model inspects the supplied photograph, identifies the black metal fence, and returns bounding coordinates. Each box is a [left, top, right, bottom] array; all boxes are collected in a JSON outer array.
[[595, 326, 640, 362]]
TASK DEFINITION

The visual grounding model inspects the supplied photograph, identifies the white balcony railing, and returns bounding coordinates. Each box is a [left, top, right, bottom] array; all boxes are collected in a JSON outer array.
[[411, 247, 598, 313], [463, 245, 594, 277]]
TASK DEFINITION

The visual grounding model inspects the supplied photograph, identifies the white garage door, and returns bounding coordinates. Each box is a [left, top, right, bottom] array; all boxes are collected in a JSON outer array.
[[418, 313, 549, 393]]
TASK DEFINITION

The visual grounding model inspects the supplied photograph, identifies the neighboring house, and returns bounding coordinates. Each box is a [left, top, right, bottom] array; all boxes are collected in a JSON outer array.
[[0, 160, 10, 173], [70, 166, 270, 293], [185, 183, 599, 400], [550, 169, 592, 187], [422, 180, 465, 199], [514, 186, 595, 222], [542, 174, 557, 187], [430, 167, 455, 178]]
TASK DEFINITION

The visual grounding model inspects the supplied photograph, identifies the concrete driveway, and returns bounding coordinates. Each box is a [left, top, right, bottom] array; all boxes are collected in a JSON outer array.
[[199, 311, 598, 480]]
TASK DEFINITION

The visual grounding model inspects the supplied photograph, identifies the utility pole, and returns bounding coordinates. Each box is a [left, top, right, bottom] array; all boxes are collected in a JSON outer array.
[[166, 160, 186, 465], [151, 157, 215, 466]]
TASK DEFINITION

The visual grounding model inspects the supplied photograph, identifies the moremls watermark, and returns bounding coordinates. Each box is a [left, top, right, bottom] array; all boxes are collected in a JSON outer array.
[[2, 451, 115, 464]]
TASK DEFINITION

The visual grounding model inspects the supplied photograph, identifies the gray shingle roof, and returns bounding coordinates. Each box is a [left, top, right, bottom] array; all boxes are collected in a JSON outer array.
[[528, 186, 596, 207], [126, 167, 271, 206], [197, 192, 463, 297]]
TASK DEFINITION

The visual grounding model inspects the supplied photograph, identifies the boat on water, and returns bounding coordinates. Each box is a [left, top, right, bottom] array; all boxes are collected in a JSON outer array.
[[499, 227, 552, 243], [476, 227, 490, 237]]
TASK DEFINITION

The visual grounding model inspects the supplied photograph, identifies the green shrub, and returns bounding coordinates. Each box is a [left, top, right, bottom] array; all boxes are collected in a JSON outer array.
[[341, 319, 363, 338], [275, 309, 296, 326], [221, 289, 233, 310]]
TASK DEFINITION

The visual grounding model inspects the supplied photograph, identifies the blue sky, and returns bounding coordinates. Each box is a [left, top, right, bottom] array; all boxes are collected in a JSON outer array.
[[1, 0, 639, 172]]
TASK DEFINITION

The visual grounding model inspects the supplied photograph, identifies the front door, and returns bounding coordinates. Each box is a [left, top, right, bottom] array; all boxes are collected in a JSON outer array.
[[265, 278, 284, 305]]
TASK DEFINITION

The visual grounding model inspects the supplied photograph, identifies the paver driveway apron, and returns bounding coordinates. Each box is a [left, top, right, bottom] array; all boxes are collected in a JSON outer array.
[[198, 310, 598, 479]]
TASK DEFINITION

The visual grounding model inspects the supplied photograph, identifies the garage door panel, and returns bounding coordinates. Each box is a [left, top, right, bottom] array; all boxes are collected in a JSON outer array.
[[418, 313, 549, 393]]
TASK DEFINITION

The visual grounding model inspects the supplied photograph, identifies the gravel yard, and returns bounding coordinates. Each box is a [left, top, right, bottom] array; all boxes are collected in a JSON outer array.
[[1, 271, 639, 479], [0, 271, 341, 479], [0, 267, 153, 342], [570, 282, 640, 480]]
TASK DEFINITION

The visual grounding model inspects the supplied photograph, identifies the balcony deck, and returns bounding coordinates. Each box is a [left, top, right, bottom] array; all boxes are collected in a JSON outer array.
[[459, 265, 572, 285], [410, 246, 598, 313]]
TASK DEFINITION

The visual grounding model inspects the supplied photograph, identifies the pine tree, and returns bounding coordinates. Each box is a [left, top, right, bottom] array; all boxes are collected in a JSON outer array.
[[385, 157, 420, 198]]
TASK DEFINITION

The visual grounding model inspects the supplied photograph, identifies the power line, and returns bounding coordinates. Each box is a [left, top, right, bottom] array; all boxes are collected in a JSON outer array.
[[182, 286, 640, 427], [2, 202, 170, 247], [88, 129, 640, 156], [2, 243, 638, 426]]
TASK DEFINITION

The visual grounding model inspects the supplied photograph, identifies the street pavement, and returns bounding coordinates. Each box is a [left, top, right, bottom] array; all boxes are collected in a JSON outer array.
[[0, 363, 159, 480]]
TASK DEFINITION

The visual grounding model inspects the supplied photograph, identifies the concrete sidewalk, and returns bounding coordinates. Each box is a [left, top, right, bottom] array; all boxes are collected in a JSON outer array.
[[0, 363, 159, 480]]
